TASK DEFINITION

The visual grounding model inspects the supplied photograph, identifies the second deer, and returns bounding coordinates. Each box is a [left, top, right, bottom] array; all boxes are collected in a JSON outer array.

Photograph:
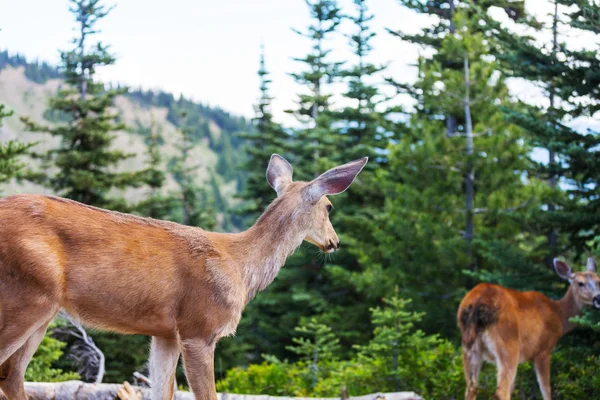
[[458, 257, 600, 400]]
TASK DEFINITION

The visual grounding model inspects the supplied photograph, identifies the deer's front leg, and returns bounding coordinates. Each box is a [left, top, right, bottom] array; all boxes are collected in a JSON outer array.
[[181, 337, 217, 400], [150, 336, 180, 400]]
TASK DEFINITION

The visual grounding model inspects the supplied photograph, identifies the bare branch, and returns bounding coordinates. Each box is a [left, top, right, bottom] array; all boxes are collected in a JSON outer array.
[[58, 310, 105, 384]]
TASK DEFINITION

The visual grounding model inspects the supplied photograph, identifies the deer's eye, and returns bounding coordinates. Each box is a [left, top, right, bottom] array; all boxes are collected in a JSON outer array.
[[326, 204, 333, 213], [578, 282, 585, 287]]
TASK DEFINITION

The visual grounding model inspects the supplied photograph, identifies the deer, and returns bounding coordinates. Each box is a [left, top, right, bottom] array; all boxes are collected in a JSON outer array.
[[457, 257, 600, 400], [0, 154, 367, 400]]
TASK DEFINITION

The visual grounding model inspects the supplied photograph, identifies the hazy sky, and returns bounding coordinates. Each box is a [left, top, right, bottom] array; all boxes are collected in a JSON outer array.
[[0, 0, 593, 130], [1, 0, 427, 125]]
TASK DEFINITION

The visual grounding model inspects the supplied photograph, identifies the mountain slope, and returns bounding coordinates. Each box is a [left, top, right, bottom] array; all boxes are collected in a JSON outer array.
[[0, 51, 251, 227]]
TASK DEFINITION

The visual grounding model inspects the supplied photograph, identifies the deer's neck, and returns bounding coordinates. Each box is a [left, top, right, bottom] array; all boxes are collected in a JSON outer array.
[[234, 202, 307, 303], [555, 286, 583, 335]]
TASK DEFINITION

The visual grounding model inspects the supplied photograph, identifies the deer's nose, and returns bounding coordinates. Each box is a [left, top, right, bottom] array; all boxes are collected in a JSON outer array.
[[594, 295, 600, 309], [326, 240, 340, 252]]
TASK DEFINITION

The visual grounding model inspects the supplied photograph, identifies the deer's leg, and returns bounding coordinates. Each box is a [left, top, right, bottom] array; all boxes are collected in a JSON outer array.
[[150, 336, 180, 400], [494, 344, 519, 400], [0, 297, 58, 367], [0, 320, 51, 400], [534, 354, 551, 400], [180, 337, 217, 400], [463, 342, 483, 400]]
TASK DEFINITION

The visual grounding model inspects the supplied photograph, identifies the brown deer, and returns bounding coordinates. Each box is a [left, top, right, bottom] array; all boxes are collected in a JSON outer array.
[[0, 154, 367, 400], [457, 257, 600, 400]]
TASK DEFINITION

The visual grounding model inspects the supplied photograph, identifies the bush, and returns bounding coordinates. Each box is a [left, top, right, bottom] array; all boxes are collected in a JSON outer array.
[[27, 326, 79, 382]]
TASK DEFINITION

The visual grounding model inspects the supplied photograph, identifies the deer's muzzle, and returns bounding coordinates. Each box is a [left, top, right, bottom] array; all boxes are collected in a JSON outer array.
[[594, 295, 600, 309]]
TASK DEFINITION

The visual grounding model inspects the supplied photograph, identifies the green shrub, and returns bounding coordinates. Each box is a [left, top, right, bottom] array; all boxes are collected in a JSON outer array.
[[26, 328, 79, 382]]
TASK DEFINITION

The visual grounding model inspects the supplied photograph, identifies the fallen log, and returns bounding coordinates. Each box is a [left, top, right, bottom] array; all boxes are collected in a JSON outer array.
[[23, 381, 423, 400]]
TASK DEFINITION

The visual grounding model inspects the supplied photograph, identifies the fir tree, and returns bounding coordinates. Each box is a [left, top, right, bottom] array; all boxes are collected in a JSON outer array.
[[287, 0, 343, 175], [0, 105, 33, 190], [237, 46, 290, 220], [349, 8, 542, 336], [485, 0, 600, 260], [21, 0, 151, 210], [169, 111, 216, 230], [134, 115, 176, 220], [287, 318, 340, 389], [228, 1, 346, 366]]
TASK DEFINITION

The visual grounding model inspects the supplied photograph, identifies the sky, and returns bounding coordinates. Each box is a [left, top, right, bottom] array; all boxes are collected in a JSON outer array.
[[0, 0, 595, 130], [0, 0, 430, 125]]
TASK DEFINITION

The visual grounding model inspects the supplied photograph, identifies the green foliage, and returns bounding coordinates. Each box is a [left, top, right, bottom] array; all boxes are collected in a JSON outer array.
[[21, 0, 153, 211], [25, 322, 79, 382], [134, 115, 178, 220], [0, 105, 34, 189], [218, 296, 465, 398], [169, 111, 217, 229]]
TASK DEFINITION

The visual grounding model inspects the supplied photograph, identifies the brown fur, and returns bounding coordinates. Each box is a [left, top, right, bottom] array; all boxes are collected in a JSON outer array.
[[457, 267, 600, 400], [0, 155, 367, 400]]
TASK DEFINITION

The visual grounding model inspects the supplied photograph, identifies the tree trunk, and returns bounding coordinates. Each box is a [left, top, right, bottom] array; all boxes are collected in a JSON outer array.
[[463, 54, 475, 271], [545, 0, 559, 268], [24, 381, 424, 400]]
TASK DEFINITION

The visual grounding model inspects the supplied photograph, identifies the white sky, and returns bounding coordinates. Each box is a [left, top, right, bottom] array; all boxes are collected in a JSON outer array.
[[0, 0, 595, 130]]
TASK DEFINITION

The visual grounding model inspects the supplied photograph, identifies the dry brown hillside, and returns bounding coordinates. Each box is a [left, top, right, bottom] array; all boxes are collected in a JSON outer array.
[[0, 65, 243, 206]]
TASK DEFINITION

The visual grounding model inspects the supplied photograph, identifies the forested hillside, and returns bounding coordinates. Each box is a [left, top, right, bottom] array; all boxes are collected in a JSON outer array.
[[0, 50, 250, 229]]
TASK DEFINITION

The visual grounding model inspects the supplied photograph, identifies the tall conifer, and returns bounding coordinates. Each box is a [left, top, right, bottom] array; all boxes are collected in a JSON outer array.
[[21, 0, 151, 210]]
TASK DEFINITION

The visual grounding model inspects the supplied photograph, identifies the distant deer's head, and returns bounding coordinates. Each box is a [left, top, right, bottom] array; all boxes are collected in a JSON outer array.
[[554, 257, 600, 309], [266, 154, 368, 253]]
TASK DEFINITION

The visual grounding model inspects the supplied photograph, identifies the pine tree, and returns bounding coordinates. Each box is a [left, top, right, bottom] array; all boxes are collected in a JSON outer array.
[[134, 115, 176, 220], [485, 0, 599, 259], [237, 46, 290, 221], [349, 7, 542, 336], [227, 1, 346, 366], [286, 0, 343, 176], [0, 105, 33, 189], [21, 0, 151, 211], [169, 111, 216, 230], [314, 0, 399, 351], [287, 318, 340, 389]]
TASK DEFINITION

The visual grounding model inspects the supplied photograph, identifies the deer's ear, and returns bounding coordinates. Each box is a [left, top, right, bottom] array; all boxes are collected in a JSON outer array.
[[266, 154, 293, 196], [587, 257, 597, 273], [554, 258, 574, 282], [303, 157, 368, 204]]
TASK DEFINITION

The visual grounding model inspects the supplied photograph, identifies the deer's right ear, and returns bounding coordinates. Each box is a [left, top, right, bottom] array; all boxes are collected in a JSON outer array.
[[554, 258, 574, 282], [587, 257, 597, 273], [302, 157, 368, 204], [266, 154, 293, 196]]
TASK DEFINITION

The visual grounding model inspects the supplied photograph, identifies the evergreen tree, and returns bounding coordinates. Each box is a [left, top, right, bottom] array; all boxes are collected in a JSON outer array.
[[228, 1, 346, 366], [21, 0, 151, 211], [237, 46, 290, 221], [134, 115, 176, 220], [0, 105, 33, 189], [484, 0, 599, 264], [287, 318, 340, 389], [169, 111, 216, 230], [349, 7, 542, 336], [313, 0, 399, 350], [286, 0, 343, 175]]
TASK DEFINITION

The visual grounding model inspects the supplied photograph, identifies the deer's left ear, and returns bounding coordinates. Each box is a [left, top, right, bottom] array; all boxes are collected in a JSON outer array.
[[554, 258, 574, 282], [266, 154, 293, 196], [587, 257, 597, 273], [303, 157, 368, 204]]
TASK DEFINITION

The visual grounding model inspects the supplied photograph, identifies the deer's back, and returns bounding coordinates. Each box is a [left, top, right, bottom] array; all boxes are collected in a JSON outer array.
[[0, 194, 234, 337]]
